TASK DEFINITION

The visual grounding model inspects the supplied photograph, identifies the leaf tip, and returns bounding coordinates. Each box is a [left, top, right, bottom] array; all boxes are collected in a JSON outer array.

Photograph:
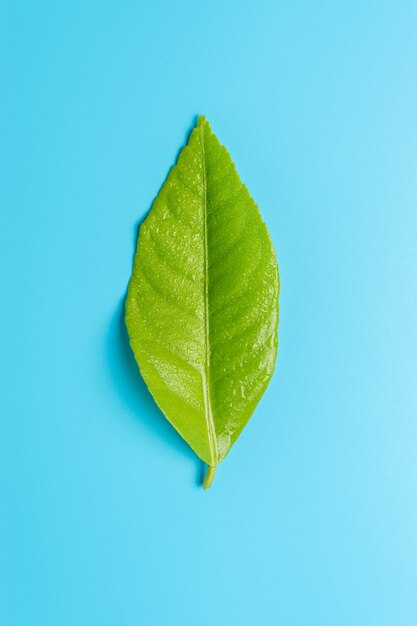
[[197, 114, 209, 129]]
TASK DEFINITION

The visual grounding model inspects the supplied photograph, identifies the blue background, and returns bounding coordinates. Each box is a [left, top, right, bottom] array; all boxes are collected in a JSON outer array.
[[1, 1, 417, 625]]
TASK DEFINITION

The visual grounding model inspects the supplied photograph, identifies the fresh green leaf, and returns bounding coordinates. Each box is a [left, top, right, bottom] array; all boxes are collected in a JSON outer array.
[[125, 116, 279, 488]]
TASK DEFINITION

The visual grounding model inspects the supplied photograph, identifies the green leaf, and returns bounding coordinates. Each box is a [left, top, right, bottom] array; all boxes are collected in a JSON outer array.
[[125, 116, 279, 488]]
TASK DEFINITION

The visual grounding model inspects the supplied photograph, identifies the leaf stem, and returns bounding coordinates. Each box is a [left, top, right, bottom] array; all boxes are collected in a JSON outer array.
[[203, 465, 216, 490]]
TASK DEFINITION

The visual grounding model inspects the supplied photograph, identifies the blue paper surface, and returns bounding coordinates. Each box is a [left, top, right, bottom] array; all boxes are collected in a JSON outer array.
[[1, 1, 417, 624]]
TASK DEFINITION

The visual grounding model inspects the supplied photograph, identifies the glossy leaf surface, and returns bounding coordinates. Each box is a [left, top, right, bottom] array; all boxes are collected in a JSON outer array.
[[125, 117, 279, 480]]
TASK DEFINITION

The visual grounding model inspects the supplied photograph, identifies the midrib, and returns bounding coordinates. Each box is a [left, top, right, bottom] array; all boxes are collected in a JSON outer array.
[[201, 124, 218, 466]]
